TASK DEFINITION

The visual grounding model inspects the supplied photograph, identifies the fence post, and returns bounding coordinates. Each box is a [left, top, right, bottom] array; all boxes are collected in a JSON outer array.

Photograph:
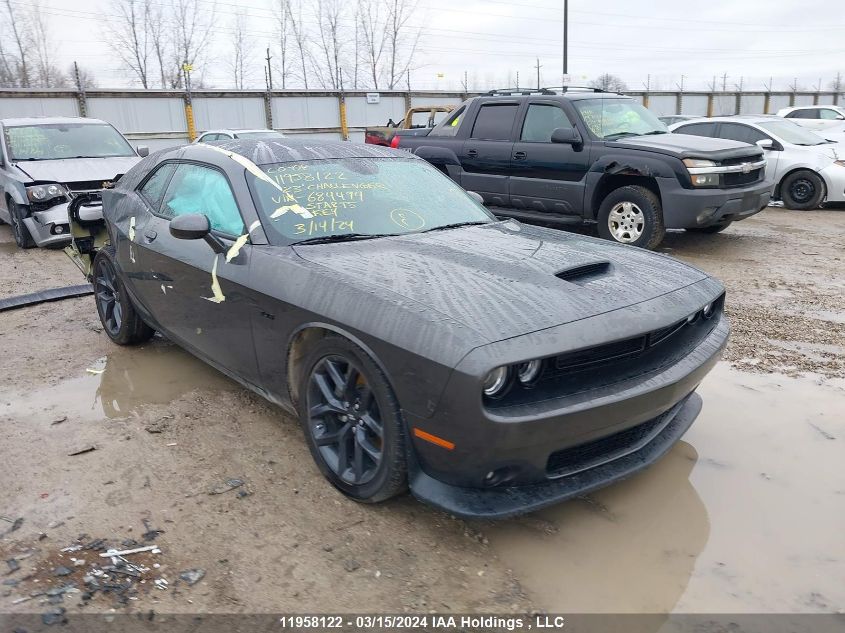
[[404, 91, 412, 114], [675, 92, 682, 115], [735, 92, 742, 115], [264, 90, 273, 130], [764, 92, 771, 114], [789, 92, 795, 107], [813, 92, 819, 105], [338, 92, 349, 141], [73, 61, 87, 117], [706, 93, 714, 117]]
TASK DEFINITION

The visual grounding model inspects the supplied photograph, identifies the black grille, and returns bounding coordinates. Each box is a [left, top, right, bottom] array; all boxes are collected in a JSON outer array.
[[546, 407, 673, 476], [724, 169, 763, 187], [66, 179, 121, 192], [554, 336, 645, 371]]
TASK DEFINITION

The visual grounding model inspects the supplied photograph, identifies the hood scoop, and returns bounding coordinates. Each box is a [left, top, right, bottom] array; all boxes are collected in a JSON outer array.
[[554, 261, 611, 285]]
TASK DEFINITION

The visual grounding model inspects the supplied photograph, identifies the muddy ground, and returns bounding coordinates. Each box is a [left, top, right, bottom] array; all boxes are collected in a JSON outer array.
[[0, 207, 843, 619]]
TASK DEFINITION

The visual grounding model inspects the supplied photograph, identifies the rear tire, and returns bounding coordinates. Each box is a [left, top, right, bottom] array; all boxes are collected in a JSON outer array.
[[9, 201, 35, 249], [92, 247, 155, 345], [297, 336, 407, 504], [597, 185, 666, 249], [686, 221, 732, 234], [781, 170, 825, 210]]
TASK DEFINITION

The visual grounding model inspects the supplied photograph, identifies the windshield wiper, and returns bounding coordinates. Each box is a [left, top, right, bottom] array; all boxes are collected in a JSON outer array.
[[292, 232, 399, 246], [641, 130, 668, 135], [419, 221, 489, 233], [603, 131, 640, 140]]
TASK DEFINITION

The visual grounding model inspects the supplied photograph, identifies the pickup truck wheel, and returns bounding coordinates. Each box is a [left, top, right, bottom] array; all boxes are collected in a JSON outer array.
[[9, 201, 36, 249], [686, 221, 732, 234], [93, 247, 155, 345], [298, 336, 407, 504], [597, 186, 665, 249], [781, 170, 825, 210]]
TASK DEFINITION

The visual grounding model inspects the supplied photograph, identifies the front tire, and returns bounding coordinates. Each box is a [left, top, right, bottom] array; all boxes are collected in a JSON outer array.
[[297, 336, 407, 503], [93, 247, 155, 345], [597, 185, 666, 249], [781, 170, 825, 210], [9, 201, 35, 249]]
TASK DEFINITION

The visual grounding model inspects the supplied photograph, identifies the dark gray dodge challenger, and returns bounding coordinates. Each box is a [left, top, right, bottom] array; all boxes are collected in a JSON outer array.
[[66, 139, 728, 519]]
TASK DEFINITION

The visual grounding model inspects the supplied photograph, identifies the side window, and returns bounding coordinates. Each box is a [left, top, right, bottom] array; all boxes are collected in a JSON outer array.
[[819, 109, 841, 120], [718, 123, 767, 145], [674, 122, 717, 137], [161, 163, 245, 236], [520, 104, 573, 142], [788, 109, 813, 119], [470, 104, 519, 140], [429, 105, 465, 138], [138, 163, 177, 211]]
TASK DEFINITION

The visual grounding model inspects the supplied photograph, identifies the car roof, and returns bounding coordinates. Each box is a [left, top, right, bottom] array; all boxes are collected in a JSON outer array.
[[671, 115, 780, 126], [475, 90, 629, 102], [0, 116, 109, 126], [182, 138, 411, 165], [201, 129, 283, 135]]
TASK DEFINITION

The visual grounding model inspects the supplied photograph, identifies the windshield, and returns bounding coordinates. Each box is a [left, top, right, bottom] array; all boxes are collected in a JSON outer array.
[[758, 120, 828, 146], [247, 157, 493, 245], [5, 123, 136, 161], [235, 131, 285, 139], [574, 98, 667, 139]]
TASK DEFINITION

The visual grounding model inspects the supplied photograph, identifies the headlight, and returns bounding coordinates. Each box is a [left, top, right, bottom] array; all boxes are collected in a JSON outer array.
[[702, 302, 715, 319], [834, 160, 845, 167], [482, 366, 511, 398], [683, 158, 716, 168], [26, 184, 66, 202], [515, 359, 542, 385], [690, 173, 720, 187]]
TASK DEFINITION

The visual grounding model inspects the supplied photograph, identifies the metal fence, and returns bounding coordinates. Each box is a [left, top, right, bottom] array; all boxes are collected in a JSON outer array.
[[0, 88, 842, 150]]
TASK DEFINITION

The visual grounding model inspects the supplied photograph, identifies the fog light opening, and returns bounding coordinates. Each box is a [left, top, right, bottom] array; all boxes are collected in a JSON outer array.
[[482, 466, 520, 487], [50, 224, 67, 235]]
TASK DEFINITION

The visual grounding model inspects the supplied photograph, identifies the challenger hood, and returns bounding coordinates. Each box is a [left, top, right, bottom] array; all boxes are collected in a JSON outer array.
[[612, 133, 764, 161], [13, 156, 141, 185], [294, 222, 709, 342]]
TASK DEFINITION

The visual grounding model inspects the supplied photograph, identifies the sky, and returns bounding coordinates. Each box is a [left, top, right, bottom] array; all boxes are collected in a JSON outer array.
[[36, 0, 845, 92]]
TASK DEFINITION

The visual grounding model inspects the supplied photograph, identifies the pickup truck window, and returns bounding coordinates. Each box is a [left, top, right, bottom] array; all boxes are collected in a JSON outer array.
[[520, 104, 573, 142], [429, 106, 465, 138], [471, 104, 519, 140], [573, 98, 665, 140]]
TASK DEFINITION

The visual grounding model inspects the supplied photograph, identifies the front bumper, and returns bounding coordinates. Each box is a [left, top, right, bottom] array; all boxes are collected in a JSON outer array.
[[22, 202, 73, 248], [658, 177, 773, 228], [409, 391, 701, 519]]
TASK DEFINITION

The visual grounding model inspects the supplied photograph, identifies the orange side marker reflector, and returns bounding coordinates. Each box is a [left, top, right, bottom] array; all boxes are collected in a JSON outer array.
[[413, 427, 455, 450]]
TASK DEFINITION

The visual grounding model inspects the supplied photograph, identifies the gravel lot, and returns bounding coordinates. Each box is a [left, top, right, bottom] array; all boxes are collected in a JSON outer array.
[[1, 207, 843, 618]]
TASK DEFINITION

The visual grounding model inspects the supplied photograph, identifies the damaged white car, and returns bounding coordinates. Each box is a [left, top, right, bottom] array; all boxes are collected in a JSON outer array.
[[0, 116, 146, 249]]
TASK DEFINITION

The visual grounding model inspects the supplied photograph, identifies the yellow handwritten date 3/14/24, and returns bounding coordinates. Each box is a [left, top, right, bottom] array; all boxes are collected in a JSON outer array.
[[294, 218, 354, 236]]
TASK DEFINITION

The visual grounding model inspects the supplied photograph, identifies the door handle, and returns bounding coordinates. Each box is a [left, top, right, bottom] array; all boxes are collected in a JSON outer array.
[[513, 151, 527, 160], [466, 149, 478, 158], [143, 229, 157, 243]]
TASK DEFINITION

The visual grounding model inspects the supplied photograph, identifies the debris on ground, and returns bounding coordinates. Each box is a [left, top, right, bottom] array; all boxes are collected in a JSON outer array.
[[144, 415, 173, 434], [67, 446, 96, 457], [50, 416, 67, 426], [208, 478, 245, 495], [6, 558, 20, 574], [2, 517, 23, 535], [178, 568, 205, 585]]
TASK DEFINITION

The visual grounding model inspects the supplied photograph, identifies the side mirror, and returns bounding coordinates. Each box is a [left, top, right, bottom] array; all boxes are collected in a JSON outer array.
[[467, 191, 485, 205], [836, 114, 845, 120], [137, 145, 149, 157], [551, 127, 583, 146], [756, 139, 774, 150], [170, 214, 227, 253]]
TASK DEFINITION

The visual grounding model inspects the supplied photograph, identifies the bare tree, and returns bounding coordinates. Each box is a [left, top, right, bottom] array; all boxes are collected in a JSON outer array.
[[107, 0, 153, 88], [358, 0, 386, 89], [384, 0, 420, 90], [589, 73, 627, 92], [228, 11, 252, 89], [273, 0, 291, 89], [312, 0, 344, 89], [1, 0, 32, 87], [169, 0, 216, 88], [285, 0, 310, 89], [147, 0, 171, 88]]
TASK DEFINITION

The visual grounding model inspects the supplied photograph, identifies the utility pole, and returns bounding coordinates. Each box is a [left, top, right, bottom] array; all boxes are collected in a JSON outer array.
[[676, 74, 685, 92], [562, 0, 568, 84], [516, 71, 519, 89], [265, 48, 273, 90], [835, 71, 843, 105], [73, 61, 87, 117], [407, 69, 411, 91], [534, 58, 542, 90], [675, 74, 685, 115], [721, 72, 728, 92]]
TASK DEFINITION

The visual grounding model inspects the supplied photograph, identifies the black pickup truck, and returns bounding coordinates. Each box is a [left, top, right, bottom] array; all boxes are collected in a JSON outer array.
[[392, 88, 773, 249]]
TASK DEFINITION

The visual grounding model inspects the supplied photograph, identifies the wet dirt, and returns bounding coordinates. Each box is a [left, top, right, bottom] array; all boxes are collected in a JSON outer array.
[[1, 207, 844, 615]]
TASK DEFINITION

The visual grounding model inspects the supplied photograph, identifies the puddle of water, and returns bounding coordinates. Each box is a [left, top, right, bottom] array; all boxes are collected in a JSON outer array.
[[484, 363, 845, 613], [3, 339, 234, 422]]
